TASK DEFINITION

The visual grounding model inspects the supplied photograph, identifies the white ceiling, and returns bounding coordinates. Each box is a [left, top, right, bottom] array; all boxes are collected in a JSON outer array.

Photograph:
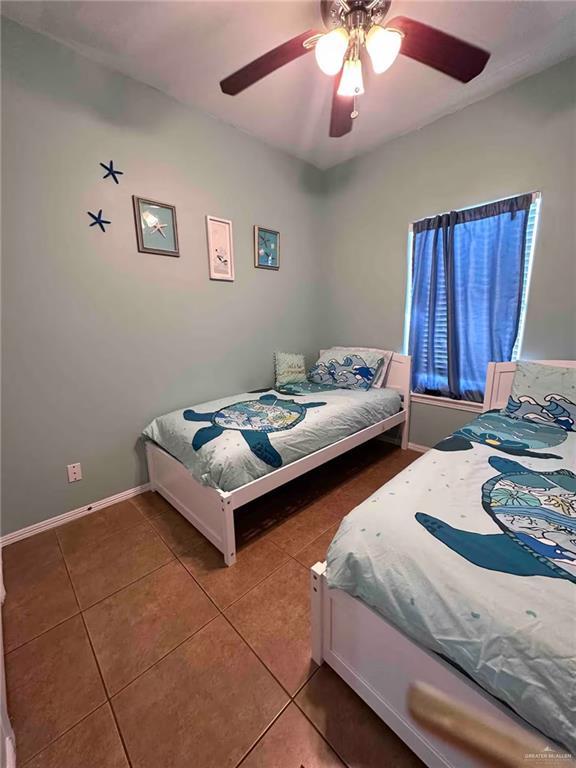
[[3, 0, 576, 168]]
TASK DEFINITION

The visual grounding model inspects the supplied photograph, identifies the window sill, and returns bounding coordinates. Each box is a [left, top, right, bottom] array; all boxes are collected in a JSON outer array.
[[410, 392, 484, 413]]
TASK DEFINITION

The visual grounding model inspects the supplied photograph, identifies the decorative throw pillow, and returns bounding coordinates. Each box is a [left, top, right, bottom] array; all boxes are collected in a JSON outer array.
[[274, 352, 307, 388], [503, 361, 576, 431], [276, 381, 339, 395], [329, 347, 393, 388], [308, 348, 384, 391]]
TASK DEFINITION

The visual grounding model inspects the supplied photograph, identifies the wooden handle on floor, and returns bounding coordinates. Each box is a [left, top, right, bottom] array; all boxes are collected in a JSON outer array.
[[408, 682, 573, 768]]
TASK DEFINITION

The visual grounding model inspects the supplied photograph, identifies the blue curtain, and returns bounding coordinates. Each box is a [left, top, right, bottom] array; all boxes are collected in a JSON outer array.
[[408, 194, 532, 402]]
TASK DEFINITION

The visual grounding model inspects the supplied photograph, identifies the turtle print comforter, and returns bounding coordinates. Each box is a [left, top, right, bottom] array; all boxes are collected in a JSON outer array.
[[142, 386, 401, 492], [327, 409, 576, 754]]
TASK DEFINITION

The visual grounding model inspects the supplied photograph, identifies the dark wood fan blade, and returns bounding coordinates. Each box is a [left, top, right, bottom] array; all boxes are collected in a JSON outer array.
[[329, 71, 354, 138], [220, 29, 321, 95], [387, 16, 490, 83]]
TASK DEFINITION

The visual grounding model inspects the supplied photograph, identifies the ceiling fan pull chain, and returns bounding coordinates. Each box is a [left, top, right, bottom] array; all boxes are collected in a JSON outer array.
[[351, 96, 359, 120]]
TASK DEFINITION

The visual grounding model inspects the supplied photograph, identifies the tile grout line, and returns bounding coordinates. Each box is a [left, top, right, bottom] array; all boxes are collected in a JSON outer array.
[[13, 536, 132, 768], [220, 611, 317, 703], [96, 604, 317, 766], [106, 706, 135, 768], [73, 587, 135, 768], [95, 501, 243, 675], [220, 614, 295, 699], [165, 531, 327, 704], [84, 633, 136, 768], [68, 554, 177, 612], [232, 663, 325, 767], [19, 701, 110, 767], [291, 662, 321, 699], [233, 699, 293, 768], [58, 506, 177, 612], [187, 523, 333, 614], [5, 501, 212, 654], [144, 507, 291, 613], [56, 533, 108, 702], [3, 607, 82, 659], [105, 613, 221, 701], [2, 533, 81, 656], [141, 519, 224, 614], [3, 554, 179, 657], [293, 693, 354, 768], [56, 533, 81, 611], [125, 515, 324, 706], [288, 666, 359, 767], [58, 536, 135, 768], [102, 603, 323, 768], [199, 541, 291, 611], [65, 538, 223, 701], [54, 499, 152, 558]]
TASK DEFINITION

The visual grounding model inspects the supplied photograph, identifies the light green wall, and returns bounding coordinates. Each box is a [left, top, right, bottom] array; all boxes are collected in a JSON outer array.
[[2, 19, 575, 535], [1, 19, 326, 534], [322, 56, 576, 447]]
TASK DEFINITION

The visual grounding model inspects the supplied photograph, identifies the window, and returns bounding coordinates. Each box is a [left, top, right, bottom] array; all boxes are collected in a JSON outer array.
[[404, 193, 540, 403]]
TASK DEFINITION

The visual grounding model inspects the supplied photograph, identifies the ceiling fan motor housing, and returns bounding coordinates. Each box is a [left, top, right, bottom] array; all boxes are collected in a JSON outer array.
[[321, 0, 392, 31]]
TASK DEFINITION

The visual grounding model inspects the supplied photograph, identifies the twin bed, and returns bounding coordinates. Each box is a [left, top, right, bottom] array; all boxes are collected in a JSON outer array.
[[312, 360, 575, 766], [144, 351, 411, 565], [143, 355, 575, 766]]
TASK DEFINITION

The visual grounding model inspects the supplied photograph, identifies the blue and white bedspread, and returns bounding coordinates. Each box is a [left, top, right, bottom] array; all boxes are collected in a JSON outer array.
[[327, 411, 576, 754], [143, 386, 401, 492]]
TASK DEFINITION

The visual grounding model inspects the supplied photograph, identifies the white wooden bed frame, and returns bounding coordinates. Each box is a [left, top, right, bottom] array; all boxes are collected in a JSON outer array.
[[311, 360, 575, 768], [146, 352, 412, 565]]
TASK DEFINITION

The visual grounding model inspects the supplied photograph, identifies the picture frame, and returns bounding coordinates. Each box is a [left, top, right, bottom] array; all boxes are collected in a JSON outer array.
[[132, 196, 179, 257], [206, 215, 234, 281], [254, 225, 280, 270]]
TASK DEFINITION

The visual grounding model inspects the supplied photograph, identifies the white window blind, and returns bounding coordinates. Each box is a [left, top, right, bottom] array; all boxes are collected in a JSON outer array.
[[512, 194, 541, 359]]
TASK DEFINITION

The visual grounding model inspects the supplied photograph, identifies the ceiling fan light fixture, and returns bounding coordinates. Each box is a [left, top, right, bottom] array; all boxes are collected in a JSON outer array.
[[337, 58, 364, 97], [314, 27, 349, 75], [365, 25, 402, 74]]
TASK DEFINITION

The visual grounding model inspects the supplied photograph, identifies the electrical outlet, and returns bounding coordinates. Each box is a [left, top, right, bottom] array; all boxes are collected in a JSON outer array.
[[67, 463, 82, 483]]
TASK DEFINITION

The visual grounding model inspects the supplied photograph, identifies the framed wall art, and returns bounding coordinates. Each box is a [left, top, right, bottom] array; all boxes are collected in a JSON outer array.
[[254, 226, 280, 270], [133, 196, 179, 257], [206, 215, 234, 281]]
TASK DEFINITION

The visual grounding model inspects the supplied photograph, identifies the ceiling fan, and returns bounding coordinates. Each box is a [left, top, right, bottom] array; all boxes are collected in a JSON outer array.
[[220, 0, 490, 138]]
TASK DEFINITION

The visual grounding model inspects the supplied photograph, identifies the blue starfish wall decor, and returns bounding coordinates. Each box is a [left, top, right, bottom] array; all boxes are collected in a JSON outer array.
[[87, 209, 111, 232], [99, 160, 123, 184]]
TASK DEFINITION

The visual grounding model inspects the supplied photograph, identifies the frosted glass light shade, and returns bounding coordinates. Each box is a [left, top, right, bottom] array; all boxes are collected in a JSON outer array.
[[365, 25, 402, 74], [315, 27, 349, 75], [337, 58, 364, 96]]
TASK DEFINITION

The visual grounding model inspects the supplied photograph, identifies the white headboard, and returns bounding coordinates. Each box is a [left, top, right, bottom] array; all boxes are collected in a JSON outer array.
[[483, 360, 576, 411], [383, 353, 412, 404]]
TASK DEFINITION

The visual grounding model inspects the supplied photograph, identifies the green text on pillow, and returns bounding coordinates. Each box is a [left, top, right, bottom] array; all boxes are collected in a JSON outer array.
[[275, 352, 307, 388]]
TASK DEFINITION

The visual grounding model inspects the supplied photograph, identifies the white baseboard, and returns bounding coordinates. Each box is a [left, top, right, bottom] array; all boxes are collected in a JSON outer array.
[[377, 435, 429, 454], [1, 483, 151, 547], [408, 442, 429, 453], [1, 440, 428, 547]]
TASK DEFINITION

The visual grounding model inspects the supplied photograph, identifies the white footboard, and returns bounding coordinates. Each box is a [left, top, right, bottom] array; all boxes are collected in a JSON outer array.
[[310, 562, 559, 768], [146, 442, 237, 565]]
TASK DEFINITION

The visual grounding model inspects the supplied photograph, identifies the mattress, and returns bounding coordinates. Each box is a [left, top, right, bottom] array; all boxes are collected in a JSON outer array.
[[143, 386, 401, 492], [327, 410, 576, 754]]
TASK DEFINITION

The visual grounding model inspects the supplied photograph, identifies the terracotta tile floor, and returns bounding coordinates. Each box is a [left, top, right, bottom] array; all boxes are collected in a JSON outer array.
[[3, 441, 424, 768]]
